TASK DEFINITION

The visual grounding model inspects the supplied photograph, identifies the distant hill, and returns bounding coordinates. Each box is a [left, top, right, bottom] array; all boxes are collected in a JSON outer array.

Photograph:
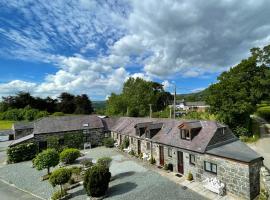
[[176, 89, 208, 102], [92, 101, 106, 111]]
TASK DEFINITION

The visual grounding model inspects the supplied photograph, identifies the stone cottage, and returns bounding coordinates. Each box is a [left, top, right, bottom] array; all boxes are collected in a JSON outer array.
[[9, 115, 263, 199], [9, 115, 110, 150], [110, 117, 263, 200]]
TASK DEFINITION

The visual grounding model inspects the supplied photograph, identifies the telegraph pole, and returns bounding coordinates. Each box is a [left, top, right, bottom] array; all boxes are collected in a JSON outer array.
[[149, 104, 152, 118], [174, 84, 176, 119]]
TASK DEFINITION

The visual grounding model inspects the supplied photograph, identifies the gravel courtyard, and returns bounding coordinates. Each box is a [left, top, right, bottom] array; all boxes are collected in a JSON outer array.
[[0, 146, 207, 200]]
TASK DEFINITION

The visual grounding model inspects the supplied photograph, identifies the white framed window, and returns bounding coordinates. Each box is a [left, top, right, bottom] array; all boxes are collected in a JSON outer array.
[[204, 161, 217, 174]]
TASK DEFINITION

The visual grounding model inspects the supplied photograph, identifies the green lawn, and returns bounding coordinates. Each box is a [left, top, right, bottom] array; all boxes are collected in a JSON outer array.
[[0, 120, 14, 130]]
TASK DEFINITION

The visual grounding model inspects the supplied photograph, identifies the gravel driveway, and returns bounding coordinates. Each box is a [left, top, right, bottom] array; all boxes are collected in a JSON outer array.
[[0, 147, 207, 200]]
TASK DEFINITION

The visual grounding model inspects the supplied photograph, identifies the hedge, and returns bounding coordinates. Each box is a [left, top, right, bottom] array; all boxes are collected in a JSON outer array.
[[7, 143, 38, 163], [83, 164, 111, 197]]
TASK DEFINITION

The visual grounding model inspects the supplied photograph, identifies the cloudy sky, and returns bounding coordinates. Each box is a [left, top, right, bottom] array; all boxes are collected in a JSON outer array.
[[0, 0, 270, 100]]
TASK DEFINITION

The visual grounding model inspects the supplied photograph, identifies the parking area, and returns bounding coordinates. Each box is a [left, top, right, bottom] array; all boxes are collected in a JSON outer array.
[[0, 146, 208, 200]]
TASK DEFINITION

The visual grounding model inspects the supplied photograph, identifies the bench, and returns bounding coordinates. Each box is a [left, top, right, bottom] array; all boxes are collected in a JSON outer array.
[[202, 177, 225, 196]]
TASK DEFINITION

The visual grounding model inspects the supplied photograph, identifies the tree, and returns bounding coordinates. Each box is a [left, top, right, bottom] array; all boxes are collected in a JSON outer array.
[[206, 44, 270, 131], [106, 78, 172, 117], [33, 149, 59, 174], [57, 92, 76, 114], [49, 168, 72, 194], [74, 94, 93, 114], [60, 148, 80, 164], [83, 164, 111, 197]]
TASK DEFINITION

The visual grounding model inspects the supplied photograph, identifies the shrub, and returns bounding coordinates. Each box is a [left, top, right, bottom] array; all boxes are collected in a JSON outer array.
[[129, 149, 135, 156], [187, 171, 193, 181], [49, 168, 72, 194], [103, 137, 114, 148], [60, 148, 80, 164], [123, 137, 129, 149], [164, 163, 169, 170], [233, 126, 251, 137], [97, 157, 112, 168], [47, 136, 59, 150], [53, 112, 65, 116], [83, 164, 111, 197], [51, 189, 67, 200], [7, 143, 37, 163], [149, 156, 156, 164], [34, 148, 59, 174], [64, 133, 83, 149], [80, 158, 93, 168]]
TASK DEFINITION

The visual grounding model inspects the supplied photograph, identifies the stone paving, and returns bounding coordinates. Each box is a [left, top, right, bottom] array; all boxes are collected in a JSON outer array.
[[0, 146, 238, 200]]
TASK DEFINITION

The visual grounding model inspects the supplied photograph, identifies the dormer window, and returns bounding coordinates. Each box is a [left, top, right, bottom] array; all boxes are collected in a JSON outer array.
[[178, 121, 202, 140], [180, 129, 191, 140]]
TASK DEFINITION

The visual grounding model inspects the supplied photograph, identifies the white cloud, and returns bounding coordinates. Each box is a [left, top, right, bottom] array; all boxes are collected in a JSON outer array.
[[162, 80, 172, 90], [0, 80, 37, 97], [190, 87, 206, 93], [1, 0, 270, 99]]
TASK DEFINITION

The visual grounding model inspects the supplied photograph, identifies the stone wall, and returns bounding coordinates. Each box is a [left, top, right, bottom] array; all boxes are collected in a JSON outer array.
[[15, 128, 33, 139], [34, 128, 105, 148]]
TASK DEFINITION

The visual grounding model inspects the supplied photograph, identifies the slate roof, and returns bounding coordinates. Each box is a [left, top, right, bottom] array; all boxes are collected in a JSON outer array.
[[111, 117, 223, 153], [179, 121, 202, 129], [13, 122, 34, 130], [206, 140, 263, 163], [9, 134, 34, 146], [0, 129, 14, 136], [33, 115, 104, 134], [185, 101, 208, 107]]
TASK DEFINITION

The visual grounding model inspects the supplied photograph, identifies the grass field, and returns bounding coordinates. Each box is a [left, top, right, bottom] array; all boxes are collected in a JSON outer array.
[[0, 120, 14, 130]]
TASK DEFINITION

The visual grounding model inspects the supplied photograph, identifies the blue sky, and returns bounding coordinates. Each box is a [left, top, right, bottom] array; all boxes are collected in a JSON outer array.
[[0, 0, 270, 100]]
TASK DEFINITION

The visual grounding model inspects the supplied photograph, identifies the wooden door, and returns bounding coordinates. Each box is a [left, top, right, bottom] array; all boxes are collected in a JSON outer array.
[[137, 140, 141, 155], [159, 146, 164, 166], [177, 151, 184, 174]]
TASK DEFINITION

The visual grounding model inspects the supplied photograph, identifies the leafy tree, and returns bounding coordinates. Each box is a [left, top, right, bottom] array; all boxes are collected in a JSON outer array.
[[206, 45, 270, 131], [74, 94, 93, 114], [57, 93, 76, 114], [106, 78, 172, 117], [83, 164, 111, 197], [33, 148, 59, 175], [49, 168, 72, 194], [60, 148, 80, 164]]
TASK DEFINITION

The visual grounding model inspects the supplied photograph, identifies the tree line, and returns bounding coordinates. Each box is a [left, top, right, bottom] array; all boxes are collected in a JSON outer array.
[[106, 78, 172, 117], [205, 44, 270, 136], [0, 92, 94, 121]]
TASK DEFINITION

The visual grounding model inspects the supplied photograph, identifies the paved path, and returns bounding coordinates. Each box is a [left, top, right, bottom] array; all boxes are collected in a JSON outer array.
[[0, 180, 40, 200], [248, 115, 270, 169]]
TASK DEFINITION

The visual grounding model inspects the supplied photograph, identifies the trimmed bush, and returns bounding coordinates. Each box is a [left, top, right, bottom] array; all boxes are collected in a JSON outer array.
[[83, 164, 111, 197], [34, 148, 59, 174], [187, 171, 193, 181], [129, 149, 135, 156], [103, 137, 114, 148], [7, 143, 37, 163], [51, 189, 67, 200], [60, 148, 80, 164], [97, 157, 112, 168], [149, 156, 156, 164], [49, 168, 72, 194]]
